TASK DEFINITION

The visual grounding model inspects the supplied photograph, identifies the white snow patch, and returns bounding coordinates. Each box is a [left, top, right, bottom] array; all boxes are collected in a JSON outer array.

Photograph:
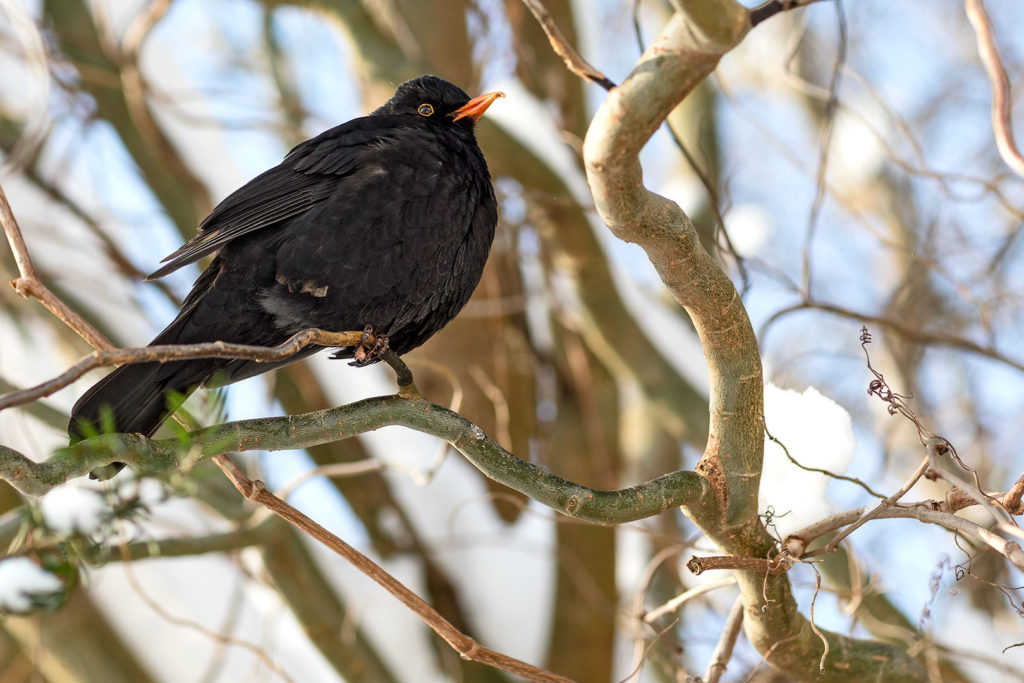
[[759, 384, 856, 537], [0, 557, 63, 613], [40, 483, 109, 535]]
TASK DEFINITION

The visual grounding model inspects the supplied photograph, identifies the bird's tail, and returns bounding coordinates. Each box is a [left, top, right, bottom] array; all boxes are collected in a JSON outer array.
[[68, 358, 217, 442]]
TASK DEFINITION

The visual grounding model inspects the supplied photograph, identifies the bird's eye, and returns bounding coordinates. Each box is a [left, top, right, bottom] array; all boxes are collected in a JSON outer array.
[[417, 103, 434, 116]]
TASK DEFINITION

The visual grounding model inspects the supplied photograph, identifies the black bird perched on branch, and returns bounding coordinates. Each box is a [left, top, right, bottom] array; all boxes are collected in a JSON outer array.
[[70, 75, 502, 450]]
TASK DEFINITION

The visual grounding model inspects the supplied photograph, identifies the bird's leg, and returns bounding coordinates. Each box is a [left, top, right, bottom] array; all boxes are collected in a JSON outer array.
[[351, 325, 390, 366]]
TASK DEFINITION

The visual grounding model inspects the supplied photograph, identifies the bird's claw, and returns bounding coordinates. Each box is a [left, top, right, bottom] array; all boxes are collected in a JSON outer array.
[[350, 325, 389, 366]]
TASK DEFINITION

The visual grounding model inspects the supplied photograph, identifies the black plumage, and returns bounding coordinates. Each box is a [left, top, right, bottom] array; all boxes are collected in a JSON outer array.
[[70, 75, 501, 447]]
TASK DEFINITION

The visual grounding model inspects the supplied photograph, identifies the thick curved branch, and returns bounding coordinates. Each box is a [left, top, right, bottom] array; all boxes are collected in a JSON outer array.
[[580, 4, 925, 680], [0, 392, 709, 518], [583, 2, 756, 526]]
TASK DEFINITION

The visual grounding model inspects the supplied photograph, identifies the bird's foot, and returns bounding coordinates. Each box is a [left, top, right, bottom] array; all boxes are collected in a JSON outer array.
[[350, 325, 390, 367]]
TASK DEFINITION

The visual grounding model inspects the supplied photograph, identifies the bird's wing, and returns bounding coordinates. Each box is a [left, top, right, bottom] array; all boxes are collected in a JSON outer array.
[[147, 118, 393, 280]]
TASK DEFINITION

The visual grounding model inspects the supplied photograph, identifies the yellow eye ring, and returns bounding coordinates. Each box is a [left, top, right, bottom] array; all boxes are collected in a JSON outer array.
[[417, 103, 434, 116]]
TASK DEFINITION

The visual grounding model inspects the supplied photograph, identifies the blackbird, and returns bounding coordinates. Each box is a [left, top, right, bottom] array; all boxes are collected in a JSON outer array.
[[70, 75, 502, 449]]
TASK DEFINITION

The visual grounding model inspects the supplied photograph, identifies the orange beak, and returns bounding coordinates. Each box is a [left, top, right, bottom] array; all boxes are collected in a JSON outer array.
[[451, 91, 505, 123]]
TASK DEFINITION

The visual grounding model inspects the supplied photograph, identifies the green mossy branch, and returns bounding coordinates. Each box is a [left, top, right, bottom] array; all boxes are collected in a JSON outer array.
[[1, 392, 711, 524]]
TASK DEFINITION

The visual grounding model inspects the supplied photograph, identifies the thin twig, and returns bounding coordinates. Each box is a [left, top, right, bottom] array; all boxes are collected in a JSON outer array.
[[13, 164, 181, 305], [1, 183, 113, 351], [617, 616, 683, 683], [821, 457, 930, 554], [965, 0, 1024, 180], [857, 329, 1016, 527], [0, 184, 36, 280], [627, 544, 688, 673], [519, 0, 616, 90], [783, 474, 1024, 560], [468, 364, 512, 449], [749, 0, 831, 27], [210, 454, 572, 682], [933, 641, 1024, 679], [925, 436, 1013, 525], [767, 302, 1024, 374], [686, 555, 791, 577], [765, 423, 886, 499], [1000, 473, 1024, 515], [275, 460, 384, 500], [117, 533, 296, 683], [787, 502, 1024, 569], [0, 329, 411, 411], [806, 563, 829, 674], [704, 596, 744, 683], [643, 577, 737, 624]]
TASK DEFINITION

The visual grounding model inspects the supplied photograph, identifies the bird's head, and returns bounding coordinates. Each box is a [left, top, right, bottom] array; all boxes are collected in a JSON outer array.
[[376, 75, 504, 129]]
